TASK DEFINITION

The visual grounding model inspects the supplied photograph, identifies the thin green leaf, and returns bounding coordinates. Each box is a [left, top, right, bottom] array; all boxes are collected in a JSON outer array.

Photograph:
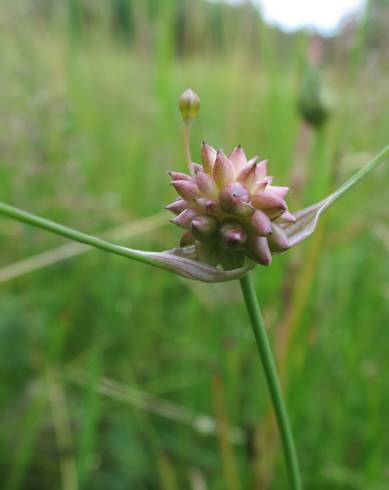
[[0, 202, 253, 283], [282, 145, 389, 248]]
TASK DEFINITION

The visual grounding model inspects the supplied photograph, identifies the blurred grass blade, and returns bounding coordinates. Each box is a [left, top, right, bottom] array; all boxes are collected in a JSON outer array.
[[284, 145, 389, 247], [46, 368, 79, 490], [67, 368, 243, 444], [0, 203, 254, 282], [0, 213, 167, 284]]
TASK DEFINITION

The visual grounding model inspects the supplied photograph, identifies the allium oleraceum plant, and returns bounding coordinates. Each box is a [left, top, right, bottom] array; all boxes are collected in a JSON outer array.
[[0, 88, 388, 490]]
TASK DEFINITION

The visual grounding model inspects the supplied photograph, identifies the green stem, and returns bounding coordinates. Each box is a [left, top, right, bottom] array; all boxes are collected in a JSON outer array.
[[0, 202, 157, 269], [183, 120, 193, 173], [239, 273, 302, 490]]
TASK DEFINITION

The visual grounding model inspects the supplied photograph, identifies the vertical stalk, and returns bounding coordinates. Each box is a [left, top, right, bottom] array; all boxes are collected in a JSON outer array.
[[239, 273, 302, 490], [183, 121, 193, 173]]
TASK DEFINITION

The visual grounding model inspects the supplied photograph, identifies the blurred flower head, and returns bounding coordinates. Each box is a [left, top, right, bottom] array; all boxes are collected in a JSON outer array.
[[298, 65, 333, 128]]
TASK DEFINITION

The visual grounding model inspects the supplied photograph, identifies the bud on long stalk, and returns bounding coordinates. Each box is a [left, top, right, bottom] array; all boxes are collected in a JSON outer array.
[[179, 89, 200, 173]]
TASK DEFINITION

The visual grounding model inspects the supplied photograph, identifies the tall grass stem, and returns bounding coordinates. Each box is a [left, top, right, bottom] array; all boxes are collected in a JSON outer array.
[[239, 273, 302, 490]]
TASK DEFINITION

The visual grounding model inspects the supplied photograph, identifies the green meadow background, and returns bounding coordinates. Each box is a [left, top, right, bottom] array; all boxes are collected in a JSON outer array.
[[0, 1, 388, 489]]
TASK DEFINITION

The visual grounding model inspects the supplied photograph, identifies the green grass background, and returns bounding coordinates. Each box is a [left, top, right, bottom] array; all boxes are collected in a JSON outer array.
[[0, 1, 388, 489]]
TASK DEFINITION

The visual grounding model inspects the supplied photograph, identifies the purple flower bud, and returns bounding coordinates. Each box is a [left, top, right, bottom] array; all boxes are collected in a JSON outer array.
[[194, 197, 218, 213], [268, 223, 290, 253], [201, 142, 217, 175], [246, 210, 272, 236], [267, 185, 289, 199], [237, 160, 258, 188], [192, 163, 204, 173], [213, 151, 236, 188], [254, 160, 268, 181], [277, 211, 296, 223], [264, 206, 288, 220], [170, 208, 198, 229], [168, 171, 192, 182], [195, 171, 218, 198], [247, 236, 272, 266], [251, 190, 287, 212], [191, 214, 218, 241], [234, 202, 255, 217], [219, 182, 250, 214], [171, 180, 200, 201], [165, 199, 188, 215], [219, 220, 247, 251], [229, 145, 247, 169]]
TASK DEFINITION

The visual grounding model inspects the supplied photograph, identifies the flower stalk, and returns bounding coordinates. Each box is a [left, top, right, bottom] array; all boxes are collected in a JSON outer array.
[[239, 273, 302, 490], [179, 88, 200, 172]]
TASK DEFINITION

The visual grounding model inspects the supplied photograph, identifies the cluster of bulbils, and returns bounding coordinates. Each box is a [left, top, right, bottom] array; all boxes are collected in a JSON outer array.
[[166, 143, 296, 270]]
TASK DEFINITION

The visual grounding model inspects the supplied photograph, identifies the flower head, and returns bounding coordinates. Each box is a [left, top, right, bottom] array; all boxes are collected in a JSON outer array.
[[167, 143, 296, 269]]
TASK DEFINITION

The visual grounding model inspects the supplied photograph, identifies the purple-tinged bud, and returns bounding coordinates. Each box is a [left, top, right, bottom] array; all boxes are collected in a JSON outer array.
[[219, 221, 247, 251], [170, 208, 198, 229], [246, 210, 272, 236], [229, 145, 247, 170], [171, 180, 200, 201], [277, 211, 296, 223], [219, 182, 250, 215], [249, 160, 269, 191], [237, 161, 257, 188], [180, 230, 195, 247], [191, 214, 218, 241], [165, 199, 188, 215], [251, 190, 287, 212], [264, 207, 288, 220], [213, 151, 236, 188], [247, 236, 272, 266], [201, 142, 217, 175], [168, 171, 192, 182], [252, 179, 268, 194], [234, 202, 255, 217], [267, 185, 289, 199], [194, 197, 218, 213], [195, 171, 218, 198], [268, 223, 289, 253], [255, 159, 268, 179], [179, 88, 200, 123], [192, 163, 204, 173]]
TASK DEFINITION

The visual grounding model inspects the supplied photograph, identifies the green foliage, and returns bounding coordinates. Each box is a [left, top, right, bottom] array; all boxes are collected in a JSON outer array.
[[0, 1, 388, 489]]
